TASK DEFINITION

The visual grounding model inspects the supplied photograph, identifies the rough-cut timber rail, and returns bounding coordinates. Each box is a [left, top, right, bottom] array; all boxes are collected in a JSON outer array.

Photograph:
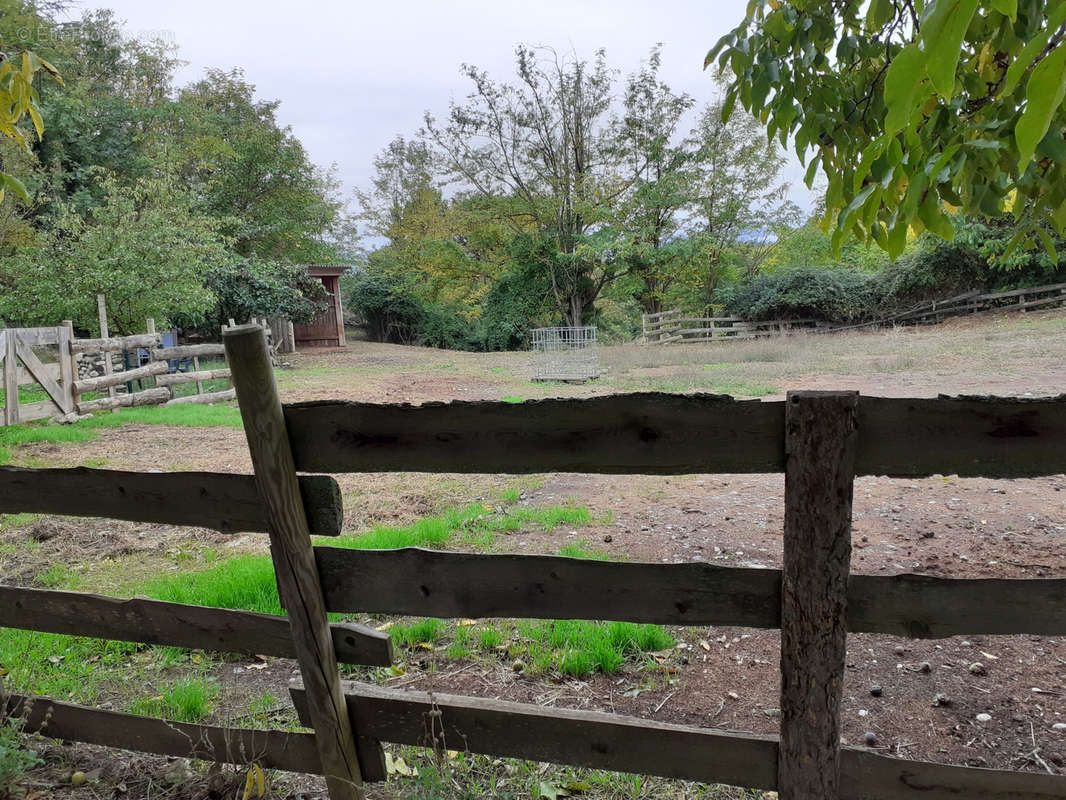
[[290, 683, 1066, 798], [282, 394, 1066, 478], [0, 586, 392, 666], [8, 694, 322, 774], [0, 465, 344, 536], [313, 547, 1066, 638]]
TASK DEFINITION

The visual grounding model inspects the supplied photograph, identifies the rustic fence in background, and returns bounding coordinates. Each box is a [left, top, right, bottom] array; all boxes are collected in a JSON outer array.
[[0, 322, 238, 427], [1, 325, 1065, 799], [644, 280, 1066, 344]]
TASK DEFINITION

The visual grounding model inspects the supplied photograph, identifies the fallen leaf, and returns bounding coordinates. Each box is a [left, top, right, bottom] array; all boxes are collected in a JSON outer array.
[[699, 640, 711, 651], [539, 781, 571, 799]]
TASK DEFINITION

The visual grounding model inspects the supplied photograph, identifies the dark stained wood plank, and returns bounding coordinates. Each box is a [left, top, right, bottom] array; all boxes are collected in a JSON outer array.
[[0, 465, 344, 537], [0, 585, 392, 666], [283, 394, 786, 474], [282, 394, 1066, 478], [7, 694, 322, 774], [291, 682, 778, 789], [779, 391, 858, 800], [315, 547, 1066, 637], [848, 574, 1066, 638], [292, 683, 1066, 798], [226, 324, 367, 800], [838, 748, 1066, 799], [315, 547, 782, 627], [856, 395, 1066, 478]]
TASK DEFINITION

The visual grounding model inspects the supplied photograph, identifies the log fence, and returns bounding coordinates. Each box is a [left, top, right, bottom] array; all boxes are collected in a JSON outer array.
[[1, 325, 1065, 799], [1, 323, 236, 427], [644, 280, 1066, 344]]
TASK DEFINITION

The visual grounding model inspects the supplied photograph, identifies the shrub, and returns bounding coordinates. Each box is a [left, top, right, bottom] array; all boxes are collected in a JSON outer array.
[[726, 267, 878, 323]]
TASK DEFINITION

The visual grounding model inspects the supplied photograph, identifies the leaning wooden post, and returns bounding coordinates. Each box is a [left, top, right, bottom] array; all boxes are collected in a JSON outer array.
[[224, 324, 365, 800], [778, 390, 858, 800]]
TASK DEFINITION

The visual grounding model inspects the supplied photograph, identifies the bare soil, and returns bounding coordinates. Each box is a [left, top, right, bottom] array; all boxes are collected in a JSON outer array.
[[6, 310, 1066, 797]]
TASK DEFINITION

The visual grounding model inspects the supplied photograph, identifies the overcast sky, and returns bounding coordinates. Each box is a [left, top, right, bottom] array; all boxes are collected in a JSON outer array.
[[76, 0, 814, 213]]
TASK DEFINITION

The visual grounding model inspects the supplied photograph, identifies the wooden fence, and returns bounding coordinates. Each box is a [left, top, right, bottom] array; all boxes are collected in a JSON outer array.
[[2, 325, 1065, 799], [644, 280, 1066, 344], [1, 325, 235, 426]]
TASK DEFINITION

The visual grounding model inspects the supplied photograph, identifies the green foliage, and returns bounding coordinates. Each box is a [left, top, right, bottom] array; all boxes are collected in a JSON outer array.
[[0, 174, 226, 333], [391, 619, 443, 648], [200, 258, 330, 327], [0, 717, 42, 793], [709, 1, 1066, 259], [128, 676, 218, 723], [727, 267, 879, 323]]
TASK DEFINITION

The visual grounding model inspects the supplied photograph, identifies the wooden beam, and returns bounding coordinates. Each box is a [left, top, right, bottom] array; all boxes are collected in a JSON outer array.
[[778, 391, 858, 800], [0, 465, 345, 537], [155, 367, 231, 387], [855, 395, 1066, 478], [3, 330, 17, 426], [315, 547, 781, 626], [283, 394, 786, 475], [13, 337, 68, 413], [225, 324, 369, 800], [314, 547, 1066, 637], [282, 395, 1066, 478], [292, 682, 778, 789], [292, 683, 1066, 798], [164, 388, 236, 406], [153, 343, 226, 360], [58, 322, 75, 410], [74, 360, 168, 394], [76, 387, 170, 414], [70, 333, 162, 354], [8, 694, 323, 774], [0, 585, 391, 666]]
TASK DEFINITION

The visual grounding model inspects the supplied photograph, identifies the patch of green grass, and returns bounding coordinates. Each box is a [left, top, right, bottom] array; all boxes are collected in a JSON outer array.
[[391, 618, 442, 648], [128, 676, 218, 722], [0, 403, 241, 464], [33, 562, 81, 589], [557, 540, 610, 561], [477, 627, 503, 650], [0, 513, 39, 531], [0, 629, 136, 703], [500, 395, 525, 403], [509, 619, 675, 678]]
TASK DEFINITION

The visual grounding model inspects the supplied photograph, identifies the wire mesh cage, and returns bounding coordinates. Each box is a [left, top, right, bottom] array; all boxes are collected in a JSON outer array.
[[531, 326, 599, 382]]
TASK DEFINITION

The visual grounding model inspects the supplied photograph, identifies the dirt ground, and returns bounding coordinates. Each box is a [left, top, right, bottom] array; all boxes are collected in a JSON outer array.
[[5, 310, 1066, 798]]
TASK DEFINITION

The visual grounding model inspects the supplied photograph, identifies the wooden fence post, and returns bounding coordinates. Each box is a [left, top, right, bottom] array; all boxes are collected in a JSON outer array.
[[779, 390, 858, 800], [3, 331, 16, 426], [97, 294, 117, 402], [223, 324, 368, 800]]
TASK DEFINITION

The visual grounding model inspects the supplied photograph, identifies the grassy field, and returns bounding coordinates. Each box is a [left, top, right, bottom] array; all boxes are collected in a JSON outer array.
[[2, 309, 1065, 799]]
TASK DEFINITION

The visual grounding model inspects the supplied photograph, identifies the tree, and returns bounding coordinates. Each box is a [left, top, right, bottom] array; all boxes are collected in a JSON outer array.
[[0, 41, 62, 202], [612, 45, 695, 313], [708, 0, 1066, 260], [424, 46, 626, 326], [682, 98, 800, 305], [0, 174, 227, 333]]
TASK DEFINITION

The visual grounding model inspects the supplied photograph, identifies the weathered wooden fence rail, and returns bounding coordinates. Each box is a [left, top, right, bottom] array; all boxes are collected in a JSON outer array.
[[645, 280, 1066, 344], [1, 325, 1064, 800], [0, 323, 234, 427]]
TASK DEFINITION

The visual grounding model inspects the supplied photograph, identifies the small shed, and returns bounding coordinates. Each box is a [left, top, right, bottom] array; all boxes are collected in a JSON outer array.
[[294, 265, 347, 349]]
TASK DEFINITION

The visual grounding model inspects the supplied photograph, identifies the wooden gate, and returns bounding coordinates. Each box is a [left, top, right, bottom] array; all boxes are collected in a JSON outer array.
[[0, 325, 74, 426]]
